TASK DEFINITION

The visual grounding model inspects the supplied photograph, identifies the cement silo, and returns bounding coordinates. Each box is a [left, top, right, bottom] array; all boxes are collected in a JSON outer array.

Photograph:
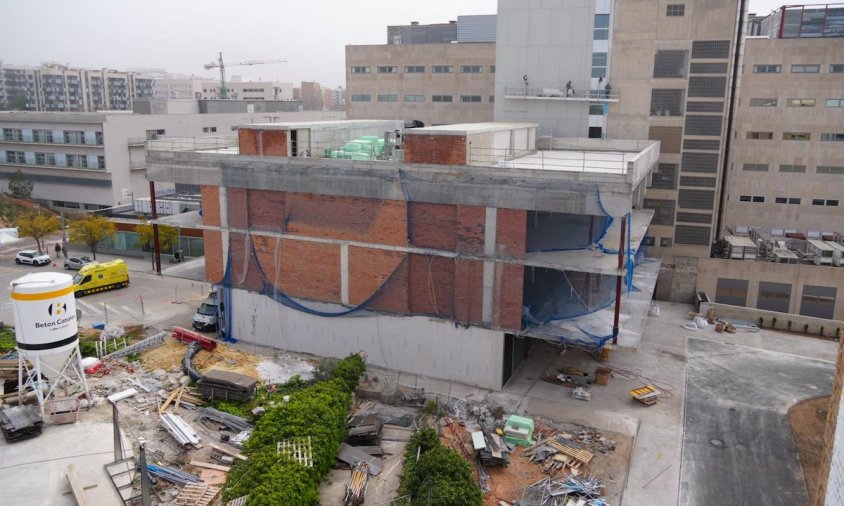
[[10, 272, 88, 413]]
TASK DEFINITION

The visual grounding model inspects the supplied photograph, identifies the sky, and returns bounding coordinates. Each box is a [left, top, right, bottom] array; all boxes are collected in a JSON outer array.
[[0, 0, 792, 89]]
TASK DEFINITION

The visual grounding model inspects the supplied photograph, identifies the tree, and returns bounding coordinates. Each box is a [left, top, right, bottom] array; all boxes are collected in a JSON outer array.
[[69, 215, 116, 260], [8, 170, 33, 199], [135, 222, 179, 254], [16, 213, 60, 254], [0, 95, 29, 111]]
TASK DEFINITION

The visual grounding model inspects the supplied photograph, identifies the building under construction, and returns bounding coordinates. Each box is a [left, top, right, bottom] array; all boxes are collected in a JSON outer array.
[[147, 120, 659, 389]]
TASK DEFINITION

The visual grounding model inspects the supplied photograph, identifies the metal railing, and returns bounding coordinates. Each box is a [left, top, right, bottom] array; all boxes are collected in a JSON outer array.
[[504, 86, 620, 101], [146, 135, 238, 152], [467, 145, 631, 174]]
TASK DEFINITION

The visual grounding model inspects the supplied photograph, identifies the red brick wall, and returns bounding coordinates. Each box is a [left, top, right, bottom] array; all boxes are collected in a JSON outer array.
[[456, 205, 486, 255], [496, 209, 527, 259], [410, 202, 456, 250], [284, 193, 407, 246], [204, 230, 223, 282], [454, 259, 485, 325], [238, 128, 289, 157], [408, 254, 455, 318], [349, 247, 407, 311], [201, 186, 220, 226], [403, 134, 467, 165], [247, 189, 286, 231], [229, 232, 263, 292], [494, 263, 525, 330], [226, 188, 248, 229], [251, 235, 341, 302]]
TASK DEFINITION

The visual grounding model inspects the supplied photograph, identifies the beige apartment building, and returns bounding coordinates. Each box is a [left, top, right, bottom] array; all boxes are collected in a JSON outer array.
[[722, 36, 844, 236]]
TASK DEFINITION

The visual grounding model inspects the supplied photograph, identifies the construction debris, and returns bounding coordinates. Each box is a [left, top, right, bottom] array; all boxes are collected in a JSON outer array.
[[520, 475, 607, 506], [337, 442, 383, 476], [174, 483, 221, 506], [196, 407, 253, 432], [161, 413, 201, 446], [504, 415, 535, 447], [0, 405, 44, 442], [346, 413, 383, 446], [477, 430, 510, 466], [343, 461, 369, 506], [147, 464, 203, 486], [196, 370, 257, 402], [572, 387, 591, 402]]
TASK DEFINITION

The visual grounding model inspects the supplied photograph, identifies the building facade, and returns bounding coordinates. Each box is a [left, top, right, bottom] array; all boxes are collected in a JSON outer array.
[[0, 63, 155, 112], [199, 80, 295, 101]]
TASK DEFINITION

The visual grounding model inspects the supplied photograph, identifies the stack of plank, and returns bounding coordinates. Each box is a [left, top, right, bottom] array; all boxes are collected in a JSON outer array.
[[346, 414, 383, 446], [523, 434, 594, 474], [0, 405, 43, 442], [197, 407, 252, 432], [476, 430, 510, 466], [160, 386, 205, 415], [196, 370, 257, 402], [343, 461, 369, 506]]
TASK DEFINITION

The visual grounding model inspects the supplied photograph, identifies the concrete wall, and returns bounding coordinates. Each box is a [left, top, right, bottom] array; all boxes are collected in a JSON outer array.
[[346, 43, 495, 125], [229, 286, 506, 389], [494, 0, 597, 137], [697, 258, 844, 320], [700, 301, 844, 338], [723, 37, 844, 236]]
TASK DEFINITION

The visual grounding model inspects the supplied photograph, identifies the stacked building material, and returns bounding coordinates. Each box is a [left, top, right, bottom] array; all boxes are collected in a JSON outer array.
[[504, 415, 535, 447], [147, 464, 202, 486], [343, 461, 369, 506], [346, 414, 383, 446], [161, 413, 201, 446], [476, 430, 510, 466], [196, 407, 253, 432], [0, 405, 43, 442], [196, 370, 257, 402]]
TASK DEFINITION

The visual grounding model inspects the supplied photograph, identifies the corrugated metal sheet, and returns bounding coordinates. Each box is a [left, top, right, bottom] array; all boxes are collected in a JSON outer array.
[[457, 15, 497, 43]]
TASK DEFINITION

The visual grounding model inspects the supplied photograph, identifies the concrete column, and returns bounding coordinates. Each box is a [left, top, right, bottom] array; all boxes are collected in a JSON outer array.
[[340, 244, 349, 305], [482, 208, 498, 324]]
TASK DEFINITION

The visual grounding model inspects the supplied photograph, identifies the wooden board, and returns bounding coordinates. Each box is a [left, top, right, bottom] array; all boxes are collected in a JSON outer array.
[[547, 440, 594, 464], [189, 460, 231, 472], [210, 443, 248, 461], [66, 464, 90, 506]]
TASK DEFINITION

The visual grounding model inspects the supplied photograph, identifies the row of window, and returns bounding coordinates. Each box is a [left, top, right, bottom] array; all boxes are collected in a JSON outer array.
[[716, 279, 836, 320], [2, 128, 103, 145], [350, 65, 494, 75], [350, 94, 494, 104], [753, 64, 843, 74], [737, 196, 839, 206], [746, 131, 844, 141], [742, 164, 844, 175], [749, 98, 844, 108], [4, 150, 105, 169]]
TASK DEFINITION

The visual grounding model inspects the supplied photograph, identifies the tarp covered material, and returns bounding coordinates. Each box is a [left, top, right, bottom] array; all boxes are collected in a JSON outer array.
[[0, 232, 21, 244]]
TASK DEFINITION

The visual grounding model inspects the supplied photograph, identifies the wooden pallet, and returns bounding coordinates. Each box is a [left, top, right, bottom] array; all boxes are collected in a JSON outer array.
[[175, 483, 220, 506], [547, 440, 594, 465], [630, 385, 661, 406]]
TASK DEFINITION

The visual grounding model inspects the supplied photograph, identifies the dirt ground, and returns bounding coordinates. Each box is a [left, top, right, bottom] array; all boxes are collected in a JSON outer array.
[[789, 395, 831, 506], [140, 337, 262, 378]]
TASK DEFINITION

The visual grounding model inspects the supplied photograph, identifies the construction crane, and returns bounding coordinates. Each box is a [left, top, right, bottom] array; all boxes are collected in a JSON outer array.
[[203, 52, 287, 99]]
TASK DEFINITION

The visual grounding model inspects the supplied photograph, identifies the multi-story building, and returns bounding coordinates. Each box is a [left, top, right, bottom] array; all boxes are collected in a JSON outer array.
[[346, 16, 497, 125], [0, 63, 155, 112], [146, 118, 659, 389], [0, 110, 343, 210], [299, 81, 324, 110], [152, 75, 204, 100], [199, 80, 295, 101]]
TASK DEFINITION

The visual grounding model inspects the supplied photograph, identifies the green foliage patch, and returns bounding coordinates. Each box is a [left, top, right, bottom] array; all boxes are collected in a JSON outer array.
[[221, 354, 365, 505]]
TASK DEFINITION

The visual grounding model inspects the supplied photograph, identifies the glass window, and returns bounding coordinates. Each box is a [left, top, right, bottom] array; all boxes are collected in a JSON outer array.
[[404, 95, 425, 103], [432, 95, 453, 103], [817, 166, 844, 174], [589, 103, 605, 115], [404, 66, 425, 73], [97, 155, 105, 169], [460, 65, 483, 73], [742, 163, 769, 171], [489, 95, 495, 103], [788, 198, 801, 204], [826, 99, 844, 107], [593, 14, 609, 40], [432, 65, 453, 73], [749, 98, 777, 107], [831, 64, 844, 73], [592, 52, 608, 79], [821, 133, 844, 142], [775, 197, 787, 204], [739, 195, 751, 202], [490, 65, 496, 73], [753, 64, 781, 73], [666, 4, 685, 16], [377, 94, 398, 102], [827, 200, 839, 206], [350, 66, 371, 74], [350, 94, 371, 102], [747, 131, 774, 140], [779, 164, 807, 173], [377, 66, 397, 74], [654, 50, 688, 78], [752, 196, 765, 202], [460, 95, 482, 103], [783, 132, 811, 141], [791, 64, 820, 73], [812, 199, 825, 206], [787, 98, 815, 107]]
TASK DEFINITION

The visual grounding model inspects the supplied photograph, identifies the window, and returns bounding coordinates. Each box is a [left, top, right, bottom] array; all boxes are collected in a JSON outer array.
[[686, 101, 723, 113], [690, 62, 728, 74], [684, 115, 722, 136], [779, 164, 807, 173], [757, 282, 791, 313], [650, 163, 678, 189], [35, 153, 46, 165], [97, 156, 105, 169], [800, 285, 836, 319], [460, 65, 482, 73], [5, 151, 24, 164], [644, 237, 656, 246], [678, 189, 715, 209], [350, 66, 371, 74], [2, 128, 22, 142], [787, 98, 815, 107], [749, 98, 777, 107], [827, 200, 840, 206], [791, 64, 820, 73], [688, 76, 726, 97], [739, 195, 764, 203], [753, 65, 781, 73], [592, 52, 607, 78], [64, 130, 84, 144], [404, 94, 425, 103], [747, 131, 773, 140], [589, 103, 605, 115], [489, 95, 495, 103], [643, 199, 676, 225], [460, 95, 482, 103], [716, 278, 749, 306], [742, 163, 769, 172], [682, 152, 719, 173], [675, 225, 711, 245], [593, 14, 609, 40], [33, 130, 53, 143], [350, 94, 371, 102], [753, 196, 765, 202], [432, 65, 453, 73], [775, 197, 787, 204], [666, 4, 685, 16], [653, 50, 688, 78], [783, 132, 810, 141], [821, 133, 844, 142], [202, 127, 217, 133], [684, 139, 720, 151], [660, 237, 673, 247], [490, 65, 495, 73], [812, 199, 825, 206], [680, 176, 716, 187], [377, 94, 398, 102], [827, 99, 844, 107], [95, 131, 103, 144], [432, 95, 453, 103], [739, 195, 751, 202], [831, 64, 844, 73], [789, 198, 801, 204], [404, 66, 425, 73], [818, 166, 844, 174], [676, 212, 711, 223], [377, 66, 397, 74]]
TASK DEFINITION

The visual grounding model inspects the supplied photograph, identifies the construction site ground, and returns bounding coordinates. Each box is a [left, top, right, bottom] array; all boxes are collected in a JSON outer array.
[[788, 395, 831, 506]]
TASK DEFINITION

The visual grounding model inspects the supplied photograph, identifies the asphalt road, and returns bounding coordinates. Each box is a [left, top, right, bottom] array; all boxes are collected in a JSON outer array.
[[680, 337, 835, 506], [0, 237, 209, 332]]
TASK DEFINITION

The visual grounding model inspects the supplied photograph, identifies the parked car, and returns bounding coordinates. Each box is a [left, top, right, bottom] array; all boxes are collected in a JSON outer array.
[[192, 294, 220, 331], [15, 250, 51, 266], [64, 256, 94, 270]]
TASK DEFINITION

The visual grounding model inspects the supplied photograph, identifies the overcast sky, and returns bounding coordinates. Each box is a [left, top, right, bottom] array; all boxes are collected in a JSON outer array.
[[0, 0, 791, 89]]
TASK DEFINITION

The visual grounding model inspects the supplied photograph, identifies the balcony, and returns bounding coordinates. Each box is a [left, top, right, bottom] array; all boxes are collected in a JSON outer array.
[[504, 86, 620, 103]]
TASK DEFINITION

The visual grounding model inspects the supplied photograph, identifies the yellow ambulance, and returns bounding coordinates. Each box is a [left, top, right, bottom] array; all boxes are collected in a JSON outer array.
[[72, 259, 130, 297]]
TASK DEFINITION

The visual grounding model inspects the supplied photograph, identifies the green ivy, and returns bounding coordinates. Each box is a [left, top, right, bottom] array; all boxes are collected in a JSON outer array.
[[221, 353, 366, 505], [397, 428, 483, 506]]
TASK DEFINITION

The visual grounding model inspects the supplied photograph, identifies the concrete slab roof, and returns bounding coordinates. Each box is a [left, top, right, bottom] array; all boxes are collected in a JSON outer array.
[[503, 149, 633, 175], [406, 122, 538, 135], [238, 119, 402, 131]]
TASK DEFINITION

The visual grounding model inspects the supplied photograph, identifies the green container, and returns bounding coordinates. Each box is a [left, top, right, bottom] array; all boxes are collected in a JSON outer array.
[[503, 415, 535, 447]]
